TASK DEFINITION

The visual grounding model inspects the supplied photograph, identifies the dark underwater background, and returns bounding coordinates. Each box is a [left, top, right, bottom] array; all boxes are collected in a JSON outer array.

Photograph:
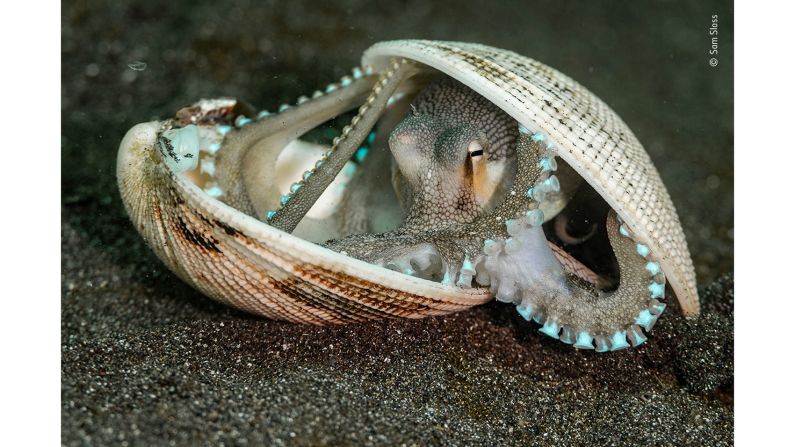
[[62, 0, 733, 445]]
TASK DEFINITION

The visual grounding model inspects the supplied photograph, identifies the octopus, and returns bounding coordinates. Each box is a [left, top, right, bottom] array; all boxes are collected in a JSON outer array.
[[120, 44, 684, 350], [307, 78, 666, 350]]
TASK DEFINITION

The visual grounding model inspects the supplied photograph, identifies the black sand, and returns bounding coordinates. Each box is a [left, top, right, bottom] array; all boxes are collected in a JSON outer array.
[[62, 1, 733, 445]]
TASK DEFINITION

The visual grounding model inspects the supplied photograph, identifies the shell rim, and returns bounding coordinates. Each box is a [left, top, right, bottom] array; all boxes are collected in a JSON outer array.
[[121, 121, 492, 307]]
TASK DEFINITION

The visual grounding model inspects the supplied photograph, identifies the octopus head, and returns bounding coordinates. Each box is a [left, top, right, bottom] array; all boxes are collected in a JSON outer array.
[[389, 113, 499, 231], [388, 79, 518, 232]]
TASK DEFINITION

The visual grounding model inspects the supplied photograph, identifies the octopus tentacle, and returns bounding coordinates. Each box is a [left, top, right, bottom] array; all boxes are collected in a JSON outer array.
[[458, 129, 668, 351], [269, 59, 420, 233], [481, 209, 667, 351], [212, 67, 380, 220]]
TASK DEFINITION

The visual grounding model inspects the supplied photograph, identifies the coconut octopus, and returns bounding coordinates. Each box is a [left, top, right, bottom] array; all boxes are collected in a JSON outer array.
[[118, 40, 696, 352]]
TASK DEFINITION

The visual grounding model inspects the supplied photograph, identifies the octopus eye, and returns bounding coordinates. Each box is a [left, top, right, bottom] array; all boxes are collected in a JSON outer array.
[[467, 140, 484, 159]]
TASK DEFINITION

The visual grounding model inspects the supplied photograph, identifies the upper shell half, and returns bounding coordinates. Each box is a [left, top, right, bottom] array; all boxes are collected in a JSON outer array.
[[117, 39, 699, 327]]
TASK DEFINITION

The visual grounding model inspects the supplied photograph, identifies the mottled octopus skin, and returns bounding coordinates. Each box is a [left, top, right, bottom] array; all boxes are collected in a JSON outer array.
[[117, 39, 699, 329]]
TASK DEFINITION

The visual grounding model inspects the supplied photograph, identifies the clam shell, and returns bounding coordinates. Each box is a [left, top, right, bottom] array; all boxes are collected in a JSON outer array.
[[117, 39, 698, 324]]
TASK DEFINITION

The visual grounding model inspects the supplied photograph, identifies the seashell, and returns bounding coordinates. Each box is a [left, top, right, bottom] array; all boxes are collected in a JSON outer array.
[[117, 40, 698, 348]]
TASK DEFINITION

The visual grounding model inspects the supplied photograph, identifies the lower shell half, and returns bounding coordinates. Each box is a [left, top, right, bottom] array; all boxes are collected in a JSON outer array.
[[117, 121, 492, 324]]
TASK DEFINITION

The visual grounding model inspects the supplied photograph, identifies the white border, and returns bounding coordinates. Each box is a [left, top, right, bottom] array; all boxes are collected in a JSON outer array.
[[736, 1, 794, 445], [1, 1, 787, 444], [0, 1, 61, 445]]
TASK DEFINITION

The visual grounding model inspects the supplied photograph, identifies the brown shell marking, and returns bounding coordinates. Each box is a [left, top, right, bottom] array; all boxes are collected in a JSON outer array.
[[117, 122, 491, 324]]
